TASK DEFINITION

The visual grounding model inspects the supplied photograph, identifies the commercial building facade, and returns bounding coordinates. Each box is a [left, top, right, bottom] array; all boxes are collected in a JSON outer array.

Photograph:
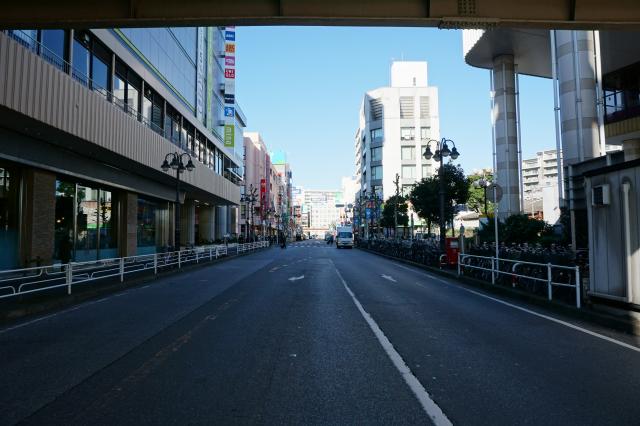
[[0, 27, 244, 269]]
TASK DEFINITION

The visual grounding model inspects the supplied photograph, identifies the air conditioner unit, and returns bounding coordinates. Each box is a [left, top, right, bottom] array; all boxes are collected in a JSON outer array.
[[592, 184, 610, 206]]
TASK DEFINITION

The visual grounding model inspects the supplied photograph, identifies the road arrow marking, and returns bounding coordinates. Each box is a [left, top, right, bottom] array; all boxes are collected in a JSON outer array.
[[381, 274, 397, 283], [288, 275, 305, 282]]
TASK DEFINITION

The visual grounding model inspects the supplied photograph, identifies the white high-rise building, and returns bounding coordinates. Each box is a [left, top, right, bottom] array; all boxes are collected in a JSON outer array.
[[355, 61, 440, 202]]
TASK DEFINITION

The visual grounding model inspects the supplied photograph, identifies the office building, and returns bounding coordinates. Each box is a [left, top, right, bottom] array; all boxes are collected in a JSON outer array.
[[0, 27, 244, 269], [355, 61, 440, 201], [301, 190, 343, 235]]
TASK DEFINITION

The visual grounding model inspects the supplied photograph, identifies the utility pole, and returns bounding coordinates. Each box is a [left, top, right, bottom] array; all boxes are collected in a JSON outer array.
[[394, 173, 400, 239]]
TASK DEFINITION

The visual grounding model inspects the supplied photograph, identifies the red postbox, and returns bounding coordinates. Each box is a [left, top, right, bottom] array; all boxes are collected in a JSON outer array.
[[444, 237, 460, 267]]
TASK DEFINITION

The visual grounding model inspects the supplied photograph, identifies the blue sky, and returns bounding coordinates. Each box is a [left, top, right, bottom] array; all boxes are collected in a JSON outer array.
[[236, 26, 556, 190]]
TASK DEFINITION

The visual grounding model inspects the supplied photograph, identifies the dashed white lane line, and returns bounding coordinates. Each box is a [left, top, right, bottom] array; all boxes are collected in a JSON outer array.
[[390, 262, 640, 354], [381, 274, 397, 283], [331, 260, 452, 426]]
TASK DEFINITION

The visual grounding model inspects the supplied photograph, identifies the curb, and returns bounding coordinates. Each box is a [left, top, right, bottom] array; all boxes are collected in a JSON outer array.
[[357, 246, 640, 337], [0, 246, 273, 325]]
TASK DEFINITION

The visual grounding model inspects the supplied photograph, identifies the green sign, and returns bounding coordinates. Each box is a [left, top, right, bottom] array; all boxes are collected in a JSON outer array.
[[224, 124, 235, 147]]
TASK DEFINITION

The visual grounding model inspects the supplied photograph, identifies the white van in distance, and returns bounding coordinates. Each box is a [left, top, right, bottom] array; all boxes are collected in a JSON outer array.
[[335, 226, 354, 249]]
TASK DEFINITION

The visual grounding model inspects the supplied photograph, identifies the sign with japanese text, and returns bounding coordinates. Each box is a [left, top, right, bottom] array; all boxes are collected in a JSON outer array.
[[224, 26, 236, 148], [224, 124, 235, 147]]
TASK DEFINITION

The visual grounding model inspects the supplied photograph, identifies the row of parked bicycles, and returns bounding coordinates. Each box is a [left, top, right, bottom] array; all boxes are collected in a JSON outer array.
[[356, 238, 586, 306]]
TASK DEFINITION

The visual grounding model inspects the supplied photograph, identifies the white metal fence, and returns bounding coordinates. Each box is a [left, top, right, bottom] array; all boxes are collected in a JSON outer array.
[[0, 241, 269, 300], [458, 253, 581, 308]]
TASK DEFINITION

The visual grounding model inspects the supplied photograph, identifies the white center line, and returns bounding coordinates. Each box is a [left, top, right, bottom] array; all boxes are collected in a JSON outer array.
[[331, 261, 452, 426], [390, 262, 640, 353]]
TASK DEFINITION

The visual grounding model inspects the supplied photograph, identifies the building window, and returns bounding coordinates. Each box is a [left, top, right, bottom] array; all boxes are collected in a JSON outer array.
[[114, 60, 141, 118], [371, 147, 382, 162], [420, 127, 430, 140], [40, 30, 67, 70], [402, 165, 416, 179], [400, 96, 415, 118], [369, 98, 383, 120], [400, 127, 415, 141], [137, 197, 170, 255], [371, 128, 383, 141], [143, 87, 164, 134], [371, 166, 383, 180], [72, 34, 90, 85], [0, 162, 21, 269], [422, 164, 432, 178], [401, 146, 415, 161]]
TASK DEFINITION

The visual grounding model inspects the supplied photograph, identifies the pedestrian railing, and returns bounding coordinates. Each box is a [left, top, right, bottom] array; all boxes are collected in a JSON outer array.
[[0, 241, 268, 300], [458, 253, 581, 308]]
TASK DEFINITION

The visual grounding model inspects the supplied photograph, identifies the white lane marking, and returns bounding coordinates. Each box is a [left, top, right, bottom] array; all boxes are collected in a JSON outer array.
[[288, 275, 305, 282], [332, 262, 452, 426], [269, 267, 280, 272], [390, 262, 640, 353], [381, 274, 397, 283]]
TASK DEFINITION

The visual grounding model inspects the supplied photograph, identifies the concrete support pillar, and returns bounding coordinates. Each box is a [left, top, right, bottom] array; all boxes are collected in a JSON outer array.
[[119, 192, 137, 257], [228, 206, 238, 236], [555, 30, 600, 167], [198, 205, 215, 243], [21, 168, 56, 266], [492, 55, 521, 218], [216, 205, 228, 239], [180, 200, 196, 246]]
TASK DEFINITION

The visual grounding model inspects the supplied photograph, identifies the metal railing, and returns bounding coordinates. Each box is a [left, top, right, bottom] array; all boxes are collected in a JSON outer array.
[[458, 253, 581, 308], [0, 241, 268, 300]]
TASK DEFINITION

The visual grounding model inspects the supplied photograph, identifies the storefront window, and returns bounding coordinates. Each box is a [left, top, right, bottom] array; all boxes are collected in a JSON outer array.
[[0, 164, 21, 270], [75, 185, 99, 262], [53, 180, 119, 263], [98, 190, 117, 259], [137, 197, 170, 255]]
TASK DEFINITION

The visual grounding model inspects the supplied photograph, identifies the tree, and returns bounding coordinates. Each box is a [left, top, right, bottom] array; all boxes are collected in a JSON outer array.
[[380, 195, 408, 236], [410, 162, 469, 233], [409, 177, 439, 234], [467, 172, 494, 216]]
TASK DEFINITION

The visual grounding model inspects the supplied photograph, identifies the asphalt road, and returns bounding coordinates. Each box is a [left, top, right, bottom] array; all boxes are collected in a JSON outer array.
[[1, 240, 640, 425]]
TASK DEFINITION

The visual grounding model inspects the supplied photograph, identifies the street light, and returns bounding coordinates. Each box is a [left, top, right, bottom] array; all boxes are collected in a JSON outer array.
[[161, 152, 196, 251], [474, 177, 491, 217], [423, 137, 460, 253]]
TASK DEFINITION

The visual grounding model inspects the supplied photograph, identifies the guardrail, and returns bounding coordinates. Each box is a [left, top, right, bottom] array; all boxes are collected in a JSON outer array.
[[458, 253, 581, 308], [0, 241, 268, 300]]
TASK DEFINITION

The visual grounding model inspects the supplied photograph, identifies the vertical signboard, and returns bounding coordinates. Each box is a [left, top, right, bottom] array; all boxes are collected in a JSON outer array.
[[206, 27, 214, 130], [223, 27, 236, 148], [260, 178, 267, 218], [196, 27, 205, 123]]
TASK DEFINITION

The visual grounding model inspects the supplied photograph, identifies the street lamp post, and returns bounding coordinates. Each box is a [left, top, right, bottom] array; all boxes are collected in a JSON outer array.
[[423, 137, 460, 253], [161, 152, 196, 251]]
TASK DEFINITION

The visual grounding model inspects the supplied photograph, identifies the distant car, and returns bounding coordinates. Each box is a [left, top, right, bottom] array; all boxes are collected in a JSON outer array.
[[335, 226, 354, 249]]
